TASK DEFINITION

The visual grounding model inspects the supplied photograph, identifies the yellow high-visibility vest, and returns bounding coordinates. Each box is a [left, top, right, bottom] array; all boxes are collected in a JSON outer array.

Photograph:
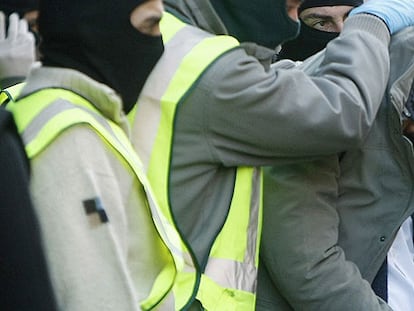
[[130, 12, 263, 310], [0, 82, 25, 105], [8, 88, 187, 310]]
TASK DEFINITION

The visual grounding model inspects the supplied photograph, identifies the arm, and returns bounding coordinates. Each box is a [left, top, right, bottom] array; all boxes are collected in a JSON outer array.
[[259, 158, 391, 310], [200, 15, 389, 165], [29, 127, 141, 311], [258, 26, 414, 311]]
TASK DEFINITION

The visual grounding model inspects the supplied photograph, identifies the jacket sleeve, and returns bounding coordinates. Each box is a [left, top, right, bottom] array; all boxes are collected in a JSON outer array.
[[258, 158, 392, 311], [199, 14, 390, 166]]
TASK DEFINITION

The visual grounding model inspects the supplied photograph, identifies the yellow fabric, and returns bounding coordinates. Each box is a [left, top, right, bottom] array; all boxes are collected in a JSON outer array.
[[197, 275, 256, 311], [148, 15, 240, 225], [160, 12, 187, 44], [8, 88, 184, 310], [144, 12, 261, 310], [210, 167, 254, 261], [0, 82, 25, 105]]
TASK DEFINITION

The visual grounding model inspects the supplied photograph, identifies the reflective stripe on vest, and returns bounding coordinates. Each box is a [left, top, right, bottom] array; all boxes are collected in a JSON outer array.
[[132, 12, 263, 310], [0, 82, 25, 105], [7, 88, 186, 310]]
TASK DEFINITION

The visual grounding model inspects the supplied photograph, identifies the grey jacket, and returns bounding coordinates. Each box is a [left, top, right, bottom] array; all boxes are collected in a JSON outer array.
[[153, 0, 391, 269], [257, 27, 414, 311]]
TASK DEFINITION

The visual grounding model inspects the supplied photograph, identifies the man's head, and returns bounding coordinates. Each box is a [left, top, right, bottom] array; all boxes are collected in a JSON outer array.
[[0, 0, 38, 17], [299, 0, 362, 32], [38, 0, 164, 113], [279, 0, 362, 60], [0, 0, 39, 33], [210, 0, 303, 49]]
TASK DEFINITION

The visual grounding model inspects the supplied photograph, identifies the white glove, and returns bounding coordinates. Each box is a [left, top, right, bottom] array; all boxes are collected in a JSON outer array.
[[0, 12, 35, 83]]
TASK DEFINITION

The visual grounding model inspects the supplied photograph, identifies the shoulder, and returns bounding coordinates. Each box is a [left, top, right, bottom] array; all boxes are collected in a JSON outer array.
[[199, 44, 275, 93]]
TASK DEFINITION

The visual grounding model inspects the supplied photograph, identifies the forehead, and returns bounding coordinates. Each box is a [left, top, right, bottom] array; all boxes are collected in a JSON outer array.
[[300, 5, 354, 19]]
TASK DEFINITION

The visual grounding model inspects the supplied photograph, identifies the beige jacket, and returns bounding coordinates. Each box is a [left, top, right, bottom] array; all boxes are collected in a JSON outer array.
[[15, 67, 171, 311]]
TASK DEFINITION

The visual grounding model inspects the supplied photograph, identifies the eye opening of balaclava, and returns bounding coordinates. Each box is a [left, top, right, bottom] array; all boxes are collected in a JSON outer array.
[[278, 22, 339, 60], [210, 0, 300, 49], [279, 0, 363, 61], [38, 0, 164, 113]]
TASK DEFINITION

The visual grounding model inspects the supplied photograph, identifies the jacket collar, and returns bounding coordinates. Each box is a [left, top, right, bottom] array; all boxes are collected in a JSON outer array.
[[17, 66, 129, 133], [164, 0, 227, 35]]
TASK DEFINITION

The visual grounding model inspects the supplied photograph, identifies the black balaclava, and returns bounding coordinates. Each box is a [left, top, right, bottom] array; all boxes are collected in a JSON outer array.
[[210, 0, 300, 49], [278, 0, 362, 61], [298, 0, 362, 12], [278, 22, 338, 60], [39, 0, 164, 113], [0, 0, 38, 17]]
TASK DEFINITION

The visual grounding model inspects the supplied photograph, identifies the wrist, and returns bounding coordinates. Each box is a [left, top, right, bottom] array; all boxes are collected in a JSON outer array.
[[345, 13, 391, 45]]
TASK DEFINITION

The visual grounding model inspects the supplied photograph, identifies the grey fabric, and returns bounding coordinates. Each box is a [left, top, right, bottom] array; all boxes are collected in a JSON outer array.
[[39, 0, 163, 112], [257, 26, 414, 311], [155, 0, 392, 271], [164, 0, 227, 35], [133, 0, 393, 307]]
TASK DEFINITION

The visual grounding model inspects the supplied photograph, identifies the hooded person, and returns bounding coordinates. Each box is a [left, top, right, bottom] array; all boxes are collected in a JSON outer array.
[[278, 0, 363, 61], [5, 0, 186, 310], [39, 0, 163, 113], [129, 0, 414, 309], [209, 0, 301, 49], [256, 25, 414, 311], [0, 0, 38, 17]]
